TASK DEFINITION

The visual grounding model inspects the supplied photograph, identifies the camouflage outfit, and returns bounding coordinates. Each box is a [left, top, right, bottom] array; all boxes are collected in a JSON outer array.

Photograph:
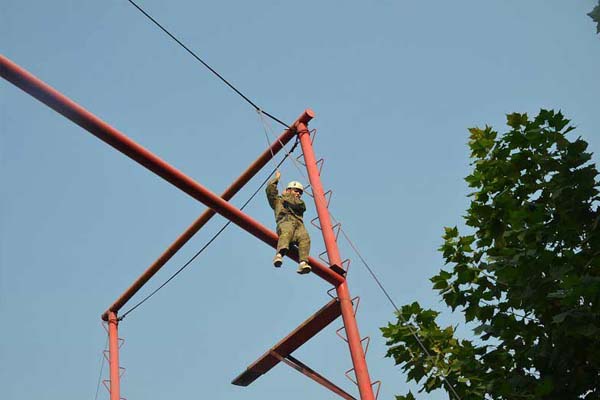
[[266, 177, 311, 262]]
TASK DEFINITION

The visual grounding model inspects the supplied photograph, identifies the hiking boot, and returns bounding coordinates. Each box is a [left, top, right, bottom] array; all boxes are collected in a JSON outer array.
[[296, 261, 311, 275], [273, 253, 283, 268]]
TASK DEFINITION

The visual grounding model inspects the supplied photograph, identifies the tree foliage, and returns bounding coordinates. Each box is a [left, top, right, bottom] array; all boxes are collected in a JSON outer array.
[[589, 1, 600, 34], [382, 110, 600, 399]]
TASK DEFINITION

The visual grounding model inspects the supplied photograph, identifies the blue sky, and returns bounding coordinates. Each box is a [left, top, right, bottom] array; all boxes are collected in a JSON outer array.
[[1, 1, 599, 399]]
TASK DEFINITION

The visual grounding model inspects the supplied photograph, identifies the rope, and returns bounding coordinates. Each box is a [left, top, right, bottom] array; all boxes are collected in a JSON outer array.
[[257, 109, 282, 173], [338, 227, 400, 311], [93, 333, 109, 400], [252, 122, 463, 397], [125, 0, 289, 129], [278, 128, 461, 398], [118, 139, 299, 320], [258, 110, 309, 183]]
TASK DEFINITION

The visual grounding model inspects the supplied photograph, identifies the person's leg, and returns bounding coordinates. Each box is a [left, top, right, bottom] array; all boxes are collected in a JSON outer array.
[[295, 224, 311, 262], [294, 224, 311, 274], [274, 220, 295, 267]]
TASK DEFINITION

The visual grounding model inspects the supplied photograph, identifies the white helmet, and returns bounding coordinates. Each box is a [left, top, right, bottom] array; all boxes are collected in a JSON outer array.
[[286, 181, 304, 192]]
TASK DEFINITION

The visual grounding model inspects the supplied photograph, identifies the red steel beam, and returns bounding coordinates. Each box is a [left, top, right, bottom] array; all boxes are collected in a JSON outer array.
[[0, 55, 344, 287], [101, 110, 312, 320], [232, 298, 342, 386], [107, 312, 121, 400], [297, 124, 375, 400]]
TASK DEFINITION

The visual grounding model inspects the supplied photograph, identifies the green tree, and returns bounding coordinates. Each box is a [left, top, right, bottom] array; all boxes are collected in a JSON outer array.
[[589, 1, 600, 34], [382, 110, 600, 399]]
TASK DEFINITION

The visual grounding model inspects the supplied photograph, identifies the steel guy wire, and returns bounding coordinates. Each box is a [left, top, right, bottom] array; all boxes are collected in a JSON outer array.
[[93, 332, 109, 400], [263, 120, 463, 398], [257, 120, 462, 398], [118, 140, 299, 320], [334, 222, 462, 400], [268, 122, 462, 398], [125, 0, 289, 129]]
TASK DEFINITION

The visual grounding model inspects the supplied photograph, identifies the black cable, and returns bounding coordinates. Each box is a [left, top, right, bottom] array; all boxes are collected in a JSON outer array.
[[119, 140, 299, 320], [125, 0, 289, 129]]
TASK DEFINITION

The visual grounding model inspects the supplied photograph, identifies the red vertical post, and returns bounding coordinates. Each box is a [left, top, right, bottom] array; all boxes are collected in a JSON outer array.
[[297, 123, 375, 400], [108, 312, 121, 400]]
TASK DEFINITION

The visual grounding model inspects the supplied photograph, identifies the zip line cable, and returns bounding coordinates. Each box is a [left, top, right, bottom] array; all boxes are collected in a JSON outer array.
[[125, 0, 289, 129], [123, 0, 409, 321], [123, 4, 460, 395], [118, 140, 299, 321]]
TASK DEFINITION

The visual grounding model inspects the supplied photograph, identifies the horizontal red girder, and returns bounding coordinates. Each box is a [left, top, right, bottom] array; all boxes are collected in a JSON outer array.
[[232, 298, 342, 386], [0, 54, 344, 287]]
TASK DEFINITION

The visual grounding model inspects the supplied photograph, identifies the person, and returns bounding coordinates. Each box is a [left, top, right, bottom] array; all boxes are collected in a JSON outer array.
[[266, 170, 311, 274]]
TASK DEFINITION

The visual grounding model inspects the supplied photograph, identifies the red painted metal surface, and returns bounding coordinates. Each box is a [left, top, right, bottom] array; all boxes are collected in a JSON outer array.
[[0, 55, 342, 286], [297, 124, 375, 400], [107, 312, 121, 400], [232, 298, 342, 386], [1, 54, 377, 398], [273, 352, 357, 400], [101, 110, 313, 320]]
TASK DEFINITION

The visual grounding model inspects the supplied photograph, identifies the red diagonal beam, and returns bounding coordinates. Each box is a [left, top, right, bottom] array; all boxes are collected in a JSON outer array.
[[232, 298, 342, 386], [274, 353, 356, 400], [0, 55, 344, 287], [101, 110, 312, 320]]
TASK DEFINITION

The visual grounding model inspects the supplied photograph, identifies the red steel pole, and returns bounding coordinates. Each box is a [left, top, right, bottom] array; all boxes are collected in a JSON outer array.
[[101, 110, 313, 320], [0, 55, 343, 286], [107, 312, 121, 400], [297, 124, 375, 400]]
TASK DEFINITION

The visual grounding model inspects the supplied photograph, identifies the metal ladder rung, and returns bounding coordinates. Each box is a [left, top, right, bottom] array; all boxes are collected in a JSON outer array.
[[315, 158, 325, 175], [341, 259, 351, 274], [318, 250, 330, 265], [310, 128, 318, 144], [372, 380, 382, 400], [343, 368, 380, 398], [295, 153, 306, 166]]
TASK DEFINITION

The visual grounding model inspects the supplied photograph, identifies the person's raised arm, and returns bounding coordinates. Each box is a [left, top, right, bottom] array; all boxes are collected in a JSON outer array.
[[265, 170, 281, 209]]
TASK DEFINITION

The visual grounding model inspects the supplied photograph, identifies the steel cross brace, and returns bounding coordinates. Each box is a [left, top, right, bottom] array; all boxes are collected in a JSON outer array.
[[0, 54, 343, 287], [100, 109, 314, 320], [233, 298, 357, 399], [1, 54, 375, 400], [233, 298, 342, 386]]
